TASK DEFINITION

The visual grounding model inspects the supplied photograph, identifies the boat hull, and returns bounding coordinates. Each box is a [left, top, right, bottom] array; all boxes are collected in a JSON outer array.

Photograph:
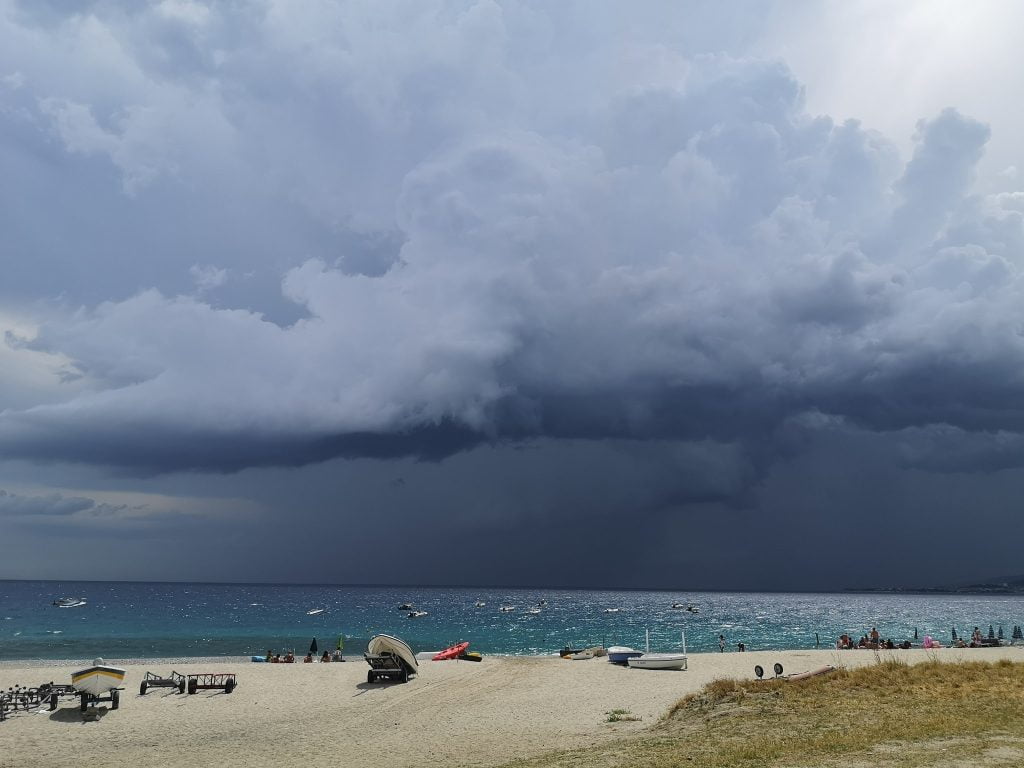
[[432, 642, 470, 661], [627, 653, 687, 671], [606, 646, 642, 664], [71, 664, 126, 696], [367, 634, 419, 672]]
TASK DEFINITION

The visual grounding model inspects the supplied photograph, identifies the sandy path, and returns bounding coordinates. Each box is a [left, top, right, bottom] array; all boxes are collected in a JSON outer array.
[[1, 647, 1020, 768]]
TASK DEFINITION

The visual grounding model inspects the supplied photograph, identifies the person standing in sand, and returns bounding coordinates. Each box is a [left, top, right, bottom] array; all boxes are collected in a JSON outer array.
[[719, 634, 726, 652]]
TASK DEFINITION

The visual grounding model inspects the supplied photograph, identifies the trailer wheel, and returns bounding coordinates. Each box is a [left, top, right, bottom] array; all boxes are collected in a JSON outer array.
[[177, 680, 186, 694], [367, 671, 375, 684], [187, 679, 198, 695], [80, 693, 88, 712], [111, 690, 119, 710], [140, 681, 148, 696], [224, 679, 235, 694], [400, 668, 409, 684]]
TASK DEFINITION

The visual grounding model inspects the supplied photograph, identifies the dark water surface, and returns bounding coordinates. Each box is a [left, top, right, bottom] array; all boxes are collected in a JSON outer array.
[[2, 580, 1022, 660]]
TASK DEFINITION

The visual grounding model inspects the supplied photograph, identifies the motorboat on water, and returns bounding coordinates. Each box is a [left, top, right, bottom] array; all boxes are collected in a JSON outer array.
[[603, 608, 620, 613], [474, 601, 486, 607], [607, 646, 643, 664], [407, 610, 428, 618], [398, 603, 414, 611], [525, 608, 541, 614], [670, 603, 698, 613], [499, 605, 516, 613], [53, 597, 87, 608]]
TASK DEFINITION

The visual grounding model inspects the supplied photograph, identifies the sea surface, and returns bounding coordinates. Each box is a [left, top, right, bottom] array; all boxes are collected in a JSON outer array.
[[2, 580, 1022, 661]]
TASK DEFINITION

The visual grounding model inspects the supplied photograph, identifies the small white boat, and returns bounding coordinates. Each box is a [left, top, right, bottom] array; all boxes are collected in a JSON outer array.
[[499, 605, 516, 613], [569, 650, 594, 660], [474, 601, 486, 607], [366, 634, 419, 676], [627, 653, 688, 670], [626, 629, 688, 671], [525, 608, 541, 615], [407, 610, 428, 618], [307, 608, 325, 615], [604, 608, 620, 613], [53, 597, 87, 608], [72, 658, 126, 697]]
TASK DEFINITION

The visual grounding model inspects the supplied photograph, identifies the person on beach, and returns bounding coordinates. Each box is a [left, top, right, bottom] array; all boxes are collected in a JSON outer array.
[[303, 653, 313, 663], [718, 634, 725, 652], [321, 651, 331, 663], [870, 627, 880, 644]]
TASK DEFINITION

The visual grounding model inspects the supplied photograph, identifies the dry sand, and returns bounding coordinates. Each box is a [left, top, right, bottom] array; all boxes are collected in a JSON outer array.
[[1, 646, 1021, 768]]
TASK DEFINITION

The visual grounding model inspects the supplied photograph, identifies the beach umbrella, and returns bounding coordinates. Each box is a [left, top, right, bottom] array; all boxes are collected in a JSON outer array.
[[336, 635, 344, 651], [998, 625, 1004, 639], [309, 637, 318, 655], [988, 625, 995, 639], [914, 627, 918, 640], [951, 627, 957, 641]]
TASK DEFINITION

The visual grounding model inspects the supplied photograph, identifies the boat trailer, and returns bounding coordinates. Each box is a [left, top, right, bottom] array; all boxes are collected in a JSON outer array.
[[140, 670, 187, 695], [186, 673, 236, 694], [1, 683, 78, 721]]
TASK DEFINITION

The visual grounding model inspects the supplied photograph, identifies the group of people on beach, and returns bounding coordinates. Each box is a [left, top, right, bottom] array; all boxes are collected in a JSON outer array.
[[836, 627, 912, 650], [265, 649, 344, 663]]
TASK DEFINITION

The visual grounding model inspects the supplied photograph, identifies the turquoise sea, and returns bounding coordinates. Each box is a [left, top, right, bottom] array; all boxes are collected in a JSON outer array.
[[2, 581, 1022, 660]]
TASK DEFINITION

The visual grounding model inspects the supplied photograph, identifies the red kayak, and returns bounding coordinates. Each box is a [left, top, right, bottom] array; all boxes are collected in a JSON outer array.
[[432, 642, 470, 661]]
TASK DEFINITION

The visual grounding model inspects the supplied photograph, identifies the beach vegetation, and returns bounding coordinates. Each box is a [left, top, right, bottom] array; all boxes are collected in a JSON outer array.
[[605, 708, 641, 723], [504, 659, 1024, 767]]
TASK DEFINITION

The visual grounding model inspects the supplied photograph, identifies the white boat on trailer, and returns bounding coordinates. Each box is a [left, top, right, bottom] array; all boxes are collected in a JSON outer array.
[[626, 630, 688, 671], [71, 658, 126, 710]]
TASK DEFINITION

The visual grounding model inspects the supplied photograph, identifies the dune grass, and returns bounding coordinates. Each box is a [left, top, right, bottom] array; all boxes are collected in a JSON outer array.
[[501, 658, 1024, 768]]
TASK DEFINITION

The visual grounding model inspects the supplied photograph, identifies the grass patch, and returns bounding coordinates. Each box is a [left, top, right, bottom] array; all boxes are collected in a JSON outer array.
[[606, 708, 641, 723], [502, 659, 1024, 768]]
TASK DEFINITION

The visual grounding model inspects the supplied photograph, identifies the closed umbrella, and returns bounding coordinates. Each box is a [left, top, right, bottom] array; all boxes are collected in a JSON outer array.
[[336, 635, 344, 651], [310, 637, 318, 655]]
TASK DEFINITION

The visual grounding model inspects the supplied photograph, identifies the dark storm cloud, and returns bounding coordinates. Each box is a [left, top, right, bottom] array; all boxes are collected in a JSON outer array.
[[1, 1, 1023, 494]]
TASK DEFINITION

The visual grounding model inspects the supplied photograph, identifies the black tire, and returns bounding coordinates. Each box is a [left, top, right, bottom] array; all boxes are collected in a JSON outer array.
[[111, 690, 119, 710], [773, 663, 784, 677], [80, 693, 88, 712], [140, 682, 148, 696], [224, 679, 235, 694], [754, 665, 764, 679], [400, 668, 409, 684], [187, 679, 198, 695], [367, 671, 375, 684], [177, 680, 186, 694]]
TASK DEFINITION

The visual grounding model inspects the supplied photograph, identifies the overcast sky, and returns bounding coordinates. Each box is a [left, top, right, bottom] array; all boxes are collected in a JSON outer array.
[[2, 0, 1023, 590]]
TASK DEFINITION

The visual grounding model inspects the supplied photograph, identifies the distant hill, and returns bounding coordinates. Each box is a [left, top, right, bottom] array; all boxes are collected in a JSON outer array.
[[849, 575, 1024, 594]]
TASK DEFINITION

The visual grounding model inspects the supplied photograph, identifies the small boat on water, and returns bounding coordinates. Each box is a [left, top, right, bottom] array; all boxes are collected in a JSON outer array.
[[525, 608, 541, 615], [398, 603, 414, 610], [604, 608, 620, 613], [53, 597, 87, 608], [407, 610, 428, 618], [607, 646, 643, 664], [432, 641, 470, 661], [474, 601, 486, 607], [307, 608, 325, 615], [499, 605, 516, 613]]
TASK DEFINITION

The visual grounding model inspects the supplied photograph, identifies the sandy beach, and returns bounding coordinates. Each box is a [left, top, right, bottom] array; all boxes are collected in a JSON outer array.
[[1, 646, 1020, 768]]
